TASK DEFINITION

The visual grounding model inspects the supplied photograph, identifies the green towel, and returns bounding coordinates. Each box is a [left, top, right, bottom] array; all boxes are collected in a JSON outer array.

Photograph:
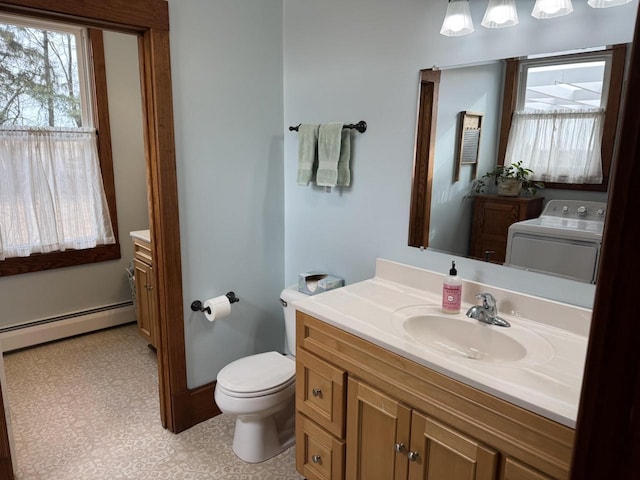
[[337, 128, 351, 187], [316, 123, 343, 187], [297, 124, 319, 185]]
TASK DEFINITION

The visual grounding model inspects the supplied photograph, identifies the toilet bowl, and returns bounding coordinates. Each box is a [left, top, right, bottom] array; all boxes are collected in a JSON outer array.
[[214, 287, 307, 463]]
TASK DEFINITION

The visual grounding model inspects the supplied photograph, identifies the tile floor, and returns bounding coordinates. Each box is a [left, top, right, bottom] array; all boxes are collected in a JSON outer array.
[[3, 324, 303, 479]]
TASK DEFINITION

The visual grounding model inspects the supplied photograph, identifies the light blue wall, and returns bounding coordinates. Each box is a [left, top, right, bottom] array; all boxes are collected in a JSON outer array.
[[430, 62, 504, 256], [166, 0, 636, 390], [169, 0, 285, 388], [283, 0, 637, 309]]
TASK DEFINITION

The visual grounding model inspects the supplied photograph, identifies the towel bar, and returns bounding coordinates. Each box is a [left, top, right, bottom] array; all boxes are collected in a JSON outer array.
[[289, 121, 367, 133]]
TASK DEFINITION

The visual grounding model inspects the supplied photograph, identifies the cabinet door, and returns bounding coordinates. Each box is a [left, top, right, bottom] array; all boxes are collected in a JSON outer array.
[[408, 412, 498, 480], [345, 378, 411, 480], [502, 457, 553, 480], [134, 258, 155, 346]]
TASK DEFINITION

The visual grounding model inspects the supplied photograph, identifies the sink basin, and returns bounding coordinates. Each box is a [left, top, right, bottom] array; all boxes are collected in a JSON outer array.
[[392, 306, 554, 365]]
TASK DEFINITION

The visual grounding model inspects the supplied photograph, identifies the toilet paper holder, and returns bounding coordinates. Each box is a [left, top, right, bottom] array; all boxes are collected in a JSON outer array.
[[191, 291, 239, 314]]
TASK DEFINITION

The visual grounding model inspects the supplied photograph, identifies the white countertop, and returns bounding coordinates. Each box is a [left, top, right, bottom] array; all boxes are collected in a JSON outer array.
[[130, 229, 151, 243], [293, 259, 590, 428]]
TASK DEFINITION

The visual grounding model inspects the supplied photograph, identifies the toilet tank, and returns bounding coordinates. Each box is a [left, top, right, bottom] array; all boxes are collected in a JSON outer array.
[[280, 287, 309, 356]]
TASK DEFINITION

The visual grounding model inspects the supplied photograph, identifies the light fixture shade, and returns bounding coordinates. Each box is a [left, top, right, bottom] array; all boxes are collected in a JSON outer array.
[[588, 0, 632, 7], [481, 0, 519, 28], [440, 0, 474, 37], [531, 0, 574, 19]]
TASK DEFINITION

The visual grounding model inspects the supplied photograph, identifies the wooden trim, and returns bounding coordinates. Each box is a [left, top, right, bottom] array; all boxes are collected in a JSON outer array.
[[497, 58, 520, 168], [88, 28, 118, 243], [0, 376, 14, 480], [0, 0, 168, 31], [408, 69, 441, 248], [497, 45, 627, 192], [138, 27, 190, 433], [570, 16, 640, 480], [0, 21, 121, 277], [185, 382, 221, 428], [0, 244, 121, 276]]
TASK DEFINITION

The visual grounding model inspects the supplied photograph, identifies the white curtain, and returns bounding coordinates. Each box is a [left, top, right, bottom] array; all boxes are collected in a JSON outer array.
[[504, 108, 604, 184], [0, 127, 115, 261]]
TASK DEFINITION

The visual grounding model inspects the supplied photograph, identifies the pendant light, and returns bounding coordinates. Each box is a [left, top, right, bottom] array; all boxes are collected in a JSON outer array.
[[440, 0, 474, 37], [481, 0, 519, 28], [531, 0, 574, 19], [588, 0, 631, 7]]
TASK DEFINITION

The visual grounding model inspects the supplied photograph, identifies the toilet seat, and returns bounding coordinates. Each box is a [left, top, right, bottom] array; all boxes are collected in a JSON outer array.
[[217, 351, 295, 398]]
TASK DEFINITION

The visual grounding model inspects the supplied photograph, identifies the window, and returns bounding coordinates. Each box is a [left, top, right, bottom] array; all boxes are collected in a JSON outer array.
[[0, 14, 119, 275], [498, 45, 626, 191]]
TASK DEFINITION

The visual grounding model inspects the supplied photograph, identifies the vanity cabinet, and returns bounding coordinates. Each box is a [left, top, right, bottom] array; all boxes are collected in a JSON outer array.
[[295, 311, 573, 480], [132, 238, 158, 349], [470, 194, 543, 263], [346, 378, 498, 480]]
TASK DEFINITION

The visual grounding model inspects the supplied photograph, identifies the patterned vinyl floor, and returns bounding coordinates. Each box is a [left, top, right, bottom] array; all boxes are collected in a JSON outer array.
[[3, 323, 303, 480]]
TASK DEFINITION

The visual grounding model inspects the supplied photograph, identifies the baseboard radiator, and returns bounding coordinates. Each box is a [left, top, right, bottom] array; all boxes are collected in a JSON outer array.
[[0, 302, 135, 353]]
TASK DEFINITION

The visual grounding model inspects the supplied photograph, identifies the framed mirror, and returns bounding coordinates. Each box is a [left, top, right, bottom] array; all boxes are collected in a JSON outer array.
[[408, 42, 630, 285]]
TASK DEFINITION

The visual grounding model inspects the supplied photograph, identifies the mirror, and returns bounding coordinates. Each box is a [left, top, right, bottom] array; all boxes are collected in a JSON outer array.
[[409, 43, 631, 285]]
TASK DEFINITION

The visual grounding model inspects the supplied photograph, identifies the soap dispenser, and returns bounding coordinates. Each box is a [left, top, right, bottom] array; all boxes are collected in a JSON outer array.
[[442, 261, 462, 314]]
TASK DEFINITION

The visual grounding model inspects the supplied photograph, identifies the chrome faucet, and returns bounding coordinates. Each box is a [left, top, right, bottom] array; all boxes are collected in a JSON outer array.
[[466, 293, 510, 327]]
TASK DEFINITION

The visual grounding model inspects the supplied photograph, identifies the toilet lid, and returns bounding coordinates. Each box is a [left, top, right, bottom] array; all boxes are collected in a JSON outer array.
[[217, 351, 295, 396]]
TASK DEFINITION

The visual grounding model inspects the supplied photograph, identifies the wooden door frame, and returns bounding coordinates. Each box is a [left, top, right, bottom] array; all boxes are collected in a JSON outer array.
[[0, 0, 211, 448], [570, 9, 640, 480]]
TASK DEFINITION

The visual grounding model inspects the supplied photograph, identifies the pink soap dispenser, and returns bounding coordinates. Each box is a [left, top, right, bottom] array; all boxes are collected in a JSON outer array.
[[442, 261, 462, 314]]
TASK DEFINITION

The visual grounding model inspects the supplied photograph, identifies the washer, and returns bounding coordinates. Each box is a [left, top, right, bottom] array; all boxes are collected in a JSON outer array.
[[504, 200, 606, 284]]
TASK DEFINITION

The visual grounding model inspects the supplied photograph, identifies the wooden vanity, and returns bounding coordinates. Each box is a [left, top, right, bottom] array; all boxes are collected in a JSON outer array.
[[131, 233, 158, 349], [295, 311, 574, 480]]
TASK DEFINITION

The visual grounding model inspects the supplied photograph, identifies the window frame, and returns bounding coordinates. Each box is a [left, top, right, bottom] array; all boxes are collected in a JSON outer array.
[[0, 23, 120, 276], [497, 44, 627, 192]]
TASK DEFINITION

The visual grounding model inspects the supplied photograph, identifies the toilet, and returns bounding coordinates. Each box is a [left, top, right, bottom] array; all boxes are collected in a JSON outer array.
[[214, 287, 307, 463]]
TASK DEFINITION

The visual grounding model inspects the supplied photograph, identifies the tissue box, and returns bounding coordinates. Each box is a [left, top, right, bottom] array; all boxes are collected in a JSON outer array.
[[298, 272, 344, 296]]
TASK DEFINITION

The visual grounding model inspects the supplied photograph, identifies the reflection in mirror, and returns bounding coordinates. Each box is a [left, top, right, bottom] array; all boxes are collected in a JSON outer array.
[[409, 43, 631, 285]]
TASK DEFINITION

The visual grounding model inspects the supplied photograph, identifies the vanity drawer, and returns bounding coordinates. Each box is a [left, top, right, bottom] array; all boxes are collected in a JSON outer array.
[[133, 239, 152, 264], [296, 412, 345, 480], [296, 348, 346, 438]]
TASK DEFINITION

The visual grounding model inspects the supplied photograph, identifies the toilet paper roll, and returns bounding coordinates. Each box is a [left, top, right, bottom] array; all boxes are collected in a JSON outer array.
[[204, 295, 232, 322]]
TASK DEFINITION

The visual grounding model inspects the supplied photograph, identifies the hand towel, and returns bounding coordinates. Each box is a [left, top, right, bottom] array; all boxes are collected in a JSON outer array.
[[316, 123, 343, 187], [297, 124, 319, 186], [337, 128, 351, 187]]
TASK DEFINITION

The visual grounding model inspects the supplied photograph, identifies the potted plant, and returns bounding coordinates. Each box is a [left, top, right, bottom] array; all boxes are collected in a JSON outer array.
[[473, 160, 544, 196]]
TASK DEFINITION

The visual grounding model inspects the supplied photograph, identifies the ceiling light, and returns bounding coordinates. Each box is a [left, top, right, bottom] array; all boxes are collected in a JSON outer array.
[[440, 0, 474, 37], [588, 0, 632, 7], [482, 0, 519, 28], [531, 0, 574, 19]]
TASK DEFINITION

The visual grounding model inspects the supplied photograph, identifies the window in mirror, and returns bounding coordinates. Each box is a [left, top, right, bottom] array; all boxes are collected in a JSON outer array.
[[0, 13, 119, 276], [498, 44, 626, 191]]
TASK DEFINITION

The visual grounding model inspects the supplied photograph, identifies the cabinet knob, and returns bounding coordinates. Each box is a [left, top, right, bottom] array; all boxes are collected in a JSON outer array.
[[147, 284, 153, 291], [394, 443, 406, 453], [311, 454, 321, 464], [311, 388, 322, 397], [408, 451, 419, 462]]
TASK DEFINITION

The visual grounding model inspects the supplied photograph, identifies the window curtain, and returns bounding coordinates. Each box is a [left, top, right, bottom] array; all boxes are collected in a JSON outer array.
[[504, 108, 604, 184], [0, 127, 115, 261]]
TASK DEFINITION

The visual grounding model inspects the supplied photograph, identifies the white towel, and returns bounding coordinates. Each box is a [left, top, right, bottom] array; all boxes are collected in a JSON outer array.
[[297, 124, 319, 186], [316, 123, 343, 187]]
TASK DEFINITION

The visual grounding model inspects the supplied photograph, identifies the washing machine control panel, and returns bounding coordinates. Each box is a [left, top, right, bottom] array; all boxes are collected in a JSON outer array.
[[543, 200, 607, 221]]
